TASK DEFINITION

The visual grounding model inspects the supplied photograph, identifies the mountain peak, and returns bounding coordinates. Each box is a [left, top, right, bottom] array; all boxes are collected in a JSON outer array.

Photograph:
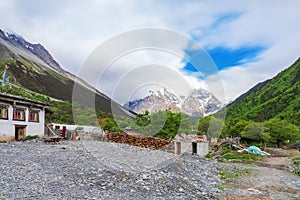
[[0, 28, 62, 72], [124, 87, 222, 116]]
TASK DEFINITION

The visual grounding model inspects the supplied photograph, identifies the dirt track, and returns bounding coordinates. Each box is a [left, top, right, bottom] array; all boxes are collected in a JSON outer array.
[[222, 149, 300, 200]]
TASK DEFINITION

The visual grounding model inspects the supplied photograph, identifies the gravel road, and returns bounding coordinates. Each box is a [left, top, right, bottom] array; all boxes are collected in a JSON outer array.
[[1, 140, 300, 200], [0, 140, 223, 200]]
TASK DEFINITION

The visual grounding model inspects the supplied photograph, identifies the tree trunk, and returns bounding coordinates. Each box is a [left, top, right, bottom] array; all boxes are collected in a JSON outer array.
[[208, 137, 212, 149], [262, 141, 267, 151], [248, 139, 253, 146], [277, 139, 283, 148]]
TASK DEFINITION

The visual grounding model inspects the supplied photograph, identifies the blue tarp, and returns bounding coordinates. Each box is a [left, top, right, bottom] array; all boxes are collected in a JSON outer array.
[[246, 146, 268, 155]]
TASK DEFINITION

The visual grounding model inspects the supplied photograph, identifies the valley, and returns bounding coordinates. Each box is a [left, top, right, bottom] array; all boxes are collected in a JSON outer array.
[[1, 28, 300, 200]]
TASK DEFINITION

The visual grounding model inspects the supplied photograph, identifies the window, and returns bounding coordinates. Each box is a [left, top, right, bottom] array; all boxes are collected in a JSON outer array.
[[13, 107, 26, 121], [29, 109, 39, 122], [0, 104, 8, 120]]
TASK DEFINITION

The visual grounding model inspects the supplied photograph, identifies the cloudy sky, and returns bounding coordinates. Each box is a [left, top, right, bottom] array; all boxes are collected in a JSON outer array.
[[0, 0, 299, 104]]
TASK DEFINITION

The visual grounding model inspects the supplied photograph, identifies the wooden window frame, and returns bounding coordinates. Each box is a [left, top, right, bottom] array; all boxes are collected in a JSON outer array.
[[29, 109, 40, 122], [13, 107, 26, 121], [0, 104, 8, 120]]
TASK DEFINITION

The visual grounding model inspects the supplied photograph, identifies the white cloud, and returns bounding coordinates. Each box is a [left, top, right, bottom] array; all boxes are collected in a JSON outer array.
[[0, 0, 299, 104]]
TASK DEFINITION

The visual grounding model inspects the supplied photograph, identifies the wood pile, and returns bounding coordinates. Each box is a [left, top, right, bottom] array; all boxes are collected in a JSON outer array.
[[105, 132, 171, 149]]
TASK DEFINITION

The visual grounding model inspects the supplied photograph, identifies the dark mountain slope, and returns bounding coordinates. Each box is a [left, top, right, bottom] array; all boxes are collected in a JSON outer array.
[[0, 29, 133, 118]]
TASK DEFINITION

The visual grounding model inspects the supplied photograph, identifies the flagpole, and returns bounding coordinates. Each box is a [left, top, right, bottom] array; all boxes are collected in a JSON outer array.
[[2, 65, 8, 92]]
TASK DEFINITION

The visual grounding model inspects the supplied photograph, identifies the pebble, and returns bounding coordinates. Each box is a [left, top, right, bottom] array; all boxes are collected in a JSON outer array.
[[0, 140, 224, 199]]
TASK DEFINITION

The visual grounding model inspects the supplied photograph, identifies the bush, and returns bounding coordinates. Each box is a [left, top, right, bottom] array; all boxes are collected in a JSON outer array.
[[25, 135, 39, 140], [292, 157, 300, 166], [205, 153, 212, 159], [221, 146, 232, 155]]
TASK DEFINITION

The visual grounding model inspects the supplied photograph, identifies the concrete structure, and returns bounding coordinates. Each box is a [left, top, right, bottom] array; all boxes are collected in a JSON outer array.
[[174, 134, 209, 157], [51, 123, 103, 134], [0, 92, 50, 140]]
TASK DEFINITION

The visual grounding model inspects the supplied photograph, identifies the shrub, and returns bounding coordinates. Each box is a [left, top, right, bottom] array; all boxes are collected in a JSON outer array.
[[205, 153, 212, 159], [25, 135, 39, 140]]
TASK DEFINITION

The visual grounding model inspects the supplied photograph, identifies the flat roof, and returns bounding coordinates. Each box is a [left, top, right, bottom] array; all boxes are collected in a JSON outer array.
[[0, 92, 50, 108]]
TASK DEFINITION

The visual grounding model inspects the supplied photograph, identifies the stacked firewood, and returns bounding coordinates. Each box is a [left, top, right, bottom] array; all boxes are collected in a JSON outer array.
[[105, 132, 171, 149]]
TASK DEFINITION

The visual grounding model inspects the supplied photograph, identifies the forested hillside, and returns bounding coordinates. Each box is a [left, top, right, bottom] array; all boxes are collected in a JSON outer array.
[[220, 58, 300, 126]]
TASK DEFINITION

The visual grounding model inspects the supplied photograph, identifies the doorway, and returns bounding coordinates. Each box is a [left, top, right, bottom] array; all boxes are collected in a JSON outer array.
[[176, 142, 181, 154], [192, 142, 197, 154], [15, 125, 26, 141]]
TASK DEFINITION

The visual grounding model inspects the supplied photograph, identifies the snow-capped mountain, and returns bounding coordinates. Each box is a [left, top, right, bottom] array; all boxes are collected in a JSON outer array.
[[0, 29, 101, 93], [124, 87, 182, 114], [0, 30, 61, 72], [124, 87, 222, 117], [0, 28, 133, 117], [181, 89, 221, 116]]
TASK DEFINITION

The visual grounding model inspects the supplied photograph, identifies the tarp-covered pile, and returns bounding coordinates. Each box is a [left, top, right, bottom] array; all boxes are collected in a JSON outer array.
[[238, 146, 270, 156]]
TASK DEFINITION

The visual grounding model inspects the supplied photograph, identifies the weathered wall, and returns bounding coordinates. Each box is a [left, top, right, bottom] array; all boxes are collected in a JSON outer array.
[[0, 105, 45, 137], [174, 141, 209, 157], [197, 142, 209, 157]]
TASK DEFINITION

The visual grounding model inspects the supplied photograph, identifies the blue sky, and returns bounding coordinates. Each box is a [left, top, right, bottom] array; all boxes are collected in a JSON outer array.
[[182, 45, 267, 78], [0, 0, 299, 103]]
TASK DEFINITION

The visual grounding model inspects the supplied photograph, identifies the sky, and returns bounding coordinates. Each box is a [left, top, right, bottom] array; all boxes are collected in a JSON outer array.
[[0, 0, 300, 104]]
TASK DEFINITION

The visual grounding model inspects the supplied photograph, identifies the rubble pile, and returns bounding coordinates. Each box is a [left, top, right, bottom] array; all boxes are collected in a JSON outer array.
[[0, 141, 224, 199], [105, 132, 171, 149]]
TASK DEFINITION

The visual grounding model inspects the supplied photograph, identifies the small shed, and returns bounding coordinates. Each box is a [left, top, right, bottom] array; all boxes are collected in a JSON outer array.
[[174, 134, 209, 157]]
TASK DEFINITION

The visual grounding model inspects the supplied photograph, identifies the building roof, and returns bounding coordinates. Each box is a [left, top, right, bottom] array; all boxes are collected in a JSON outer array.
[[0, 92, 50, 109]]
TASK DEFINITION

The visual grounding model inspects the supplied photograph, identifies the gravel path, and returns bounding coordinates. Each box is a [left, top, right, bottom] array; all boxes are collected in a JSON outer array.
[[0, 140, 224, 199], [220, 154, 300, 200], [2, 140, 299, 199], [81, 141, 178, 173]]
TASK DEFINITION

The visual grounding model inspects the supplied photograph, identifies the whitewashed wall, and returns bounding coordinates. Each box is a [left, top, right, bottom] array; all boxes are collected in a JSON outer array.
[[0, 105, 45, 137], [174, 141, 209, 157]]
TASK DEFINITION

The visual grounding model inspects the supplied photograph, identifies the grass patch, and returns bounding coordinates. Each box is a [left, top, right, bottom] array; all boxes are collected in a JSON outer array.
[[218, 169, 250, 182], [216, 184, 228, 190], [235, 163, 256, 167], [223, 152, 262, 162]]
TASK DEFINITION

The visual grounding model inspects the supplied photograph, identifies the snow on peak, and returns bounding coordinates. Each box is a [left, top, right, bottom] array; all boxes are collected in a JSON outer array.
[[124, 87, 222, 116]]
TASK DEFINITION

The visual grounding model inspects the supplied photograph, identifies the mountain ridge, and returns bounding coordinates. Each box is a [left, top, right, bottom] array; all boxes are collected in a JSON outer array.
[[0, 29, 133, 119], [218, 57, 300, 125], [124, 87, 222, 117]]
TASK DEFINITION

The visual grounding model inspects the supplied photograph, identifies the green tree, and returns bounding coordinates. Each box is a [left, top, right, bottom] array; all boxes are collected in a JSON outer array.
[[241, 122, 270, 150], [152, 110, 181, 139], [135, 111, 151, 127], [197, 116, 224, 145], [50, 101, 74, 124], [230, 120, 251, 137], [264, 118, 300, 148], [99, 117, 121, 133], [135, 110, 194, 140]]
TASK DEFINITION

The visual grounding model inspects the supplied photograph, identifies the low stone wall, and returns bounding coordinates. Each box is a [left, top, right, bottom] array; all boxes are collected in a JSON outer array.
[[105, 132, 171, 149]]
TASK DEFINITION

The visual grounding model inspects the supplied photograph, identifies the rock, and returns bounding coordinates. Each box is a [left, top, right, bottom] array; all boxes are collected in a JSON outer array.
[[0, 140, 224, 199], [178, 187, 184, 192]]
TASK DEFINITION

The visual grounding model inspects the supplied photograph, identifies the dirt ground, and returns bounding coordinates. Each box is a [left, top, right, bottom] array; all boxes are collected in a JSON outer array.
[[0, 136, 15, 143], [221, 149, 300, 200]]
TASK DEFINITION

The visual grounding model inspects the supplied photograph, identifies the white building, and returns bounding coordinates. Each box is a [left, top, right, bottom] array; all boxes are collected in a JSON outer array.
[[174, 134, 209, 157], [0, 92, 50, 140]]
